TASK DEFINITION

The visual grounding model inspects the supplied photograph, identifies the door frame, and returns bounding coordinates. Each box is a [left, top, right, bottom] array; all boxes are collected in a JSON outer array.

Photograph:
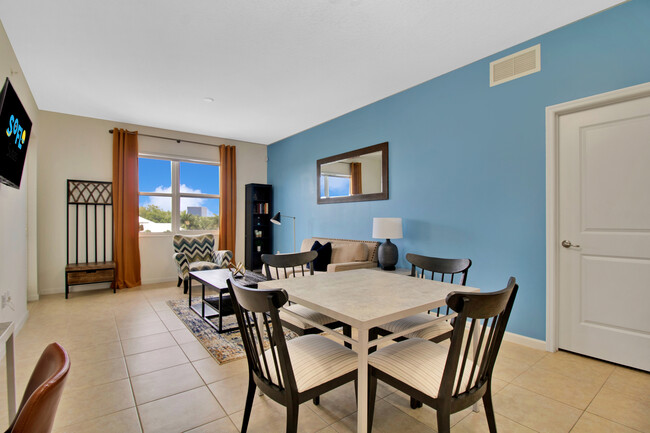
[[545, 81, 650, 352]]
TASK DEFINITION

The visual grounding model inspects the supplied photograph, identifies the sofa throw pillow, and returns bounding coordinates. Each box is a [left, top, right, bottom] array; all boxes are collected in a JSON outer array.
[[306, 241, 321, 270], [308, 241, 332, 272], [330, 242, 368, 263]]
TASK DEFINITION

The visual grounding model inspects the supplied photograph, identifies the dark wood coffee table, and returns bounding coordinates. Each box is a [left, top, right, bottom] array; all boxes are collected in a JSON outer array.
[[188, 269, 266, 333]]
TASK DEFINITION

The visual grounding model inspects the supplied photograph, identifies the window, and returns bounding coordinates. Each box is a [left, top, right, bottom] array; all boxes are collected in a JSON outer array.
[[138, 156, 220, 234], [320, 174, 351, 198]]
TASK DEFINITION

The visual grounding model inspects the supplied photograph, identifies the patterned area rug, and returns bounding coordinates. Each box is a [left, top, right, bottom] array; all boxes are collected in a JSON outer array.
[[167, 297, 296, 364]]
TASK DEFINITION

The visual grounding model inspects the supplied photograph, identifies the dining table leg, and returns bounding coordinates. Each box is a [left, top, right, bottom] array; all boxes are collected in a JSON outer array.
[[356, 328, 369, 433]]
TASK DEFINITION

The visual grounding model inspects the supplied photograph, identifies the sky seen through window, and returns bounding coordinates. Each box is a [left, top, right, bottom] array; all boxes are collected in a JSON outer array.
[[139, 158, 220, 216]]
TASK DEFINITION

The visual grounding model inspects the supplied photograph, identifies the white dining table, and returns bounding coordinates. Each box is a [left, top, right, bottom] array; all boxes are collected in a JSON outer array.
[[258, 268, 479, 433]]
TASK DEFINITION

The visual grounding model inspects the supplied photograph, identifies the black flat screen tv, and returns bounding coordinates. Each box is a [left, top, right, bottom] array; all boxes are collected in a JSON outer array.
[[0, 78, 32, 189]]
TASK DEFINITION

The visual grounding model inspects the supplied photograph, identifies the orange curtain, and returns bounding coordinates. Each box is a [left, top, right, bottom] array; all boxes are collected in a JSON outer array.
[[219, 145, 237, 255], [350, 162, 362, 195], [112, 128, 141, 289]]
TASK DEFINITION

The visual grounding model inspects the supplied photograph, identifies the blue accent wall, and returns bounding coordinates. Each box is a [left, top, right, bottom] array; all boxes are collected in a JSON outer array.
[[267, 1, 650, 341]]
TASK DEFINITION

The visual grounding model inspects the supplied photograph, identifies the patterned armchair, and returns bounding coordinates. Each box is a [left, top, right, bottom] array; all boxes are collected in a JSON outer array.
[[173, 234, 233, 293]]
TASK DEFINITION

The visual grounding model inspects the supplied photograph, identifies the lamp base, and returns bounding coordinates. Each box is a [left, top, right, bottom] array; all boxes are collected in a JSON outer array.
[[378, 239, 398, 271]]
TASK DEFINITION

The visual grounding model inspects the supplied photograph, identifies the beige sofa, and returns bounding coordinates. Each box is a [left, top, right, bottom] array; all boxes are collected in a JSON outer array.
[[265, 237, 380, 279], [299, 237, 380, 272]]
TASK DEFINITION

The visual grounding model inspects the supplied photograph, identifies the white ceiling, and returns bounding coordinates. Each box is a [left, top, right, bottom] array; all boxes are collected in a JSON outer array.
[[0, 0, 625, 145]]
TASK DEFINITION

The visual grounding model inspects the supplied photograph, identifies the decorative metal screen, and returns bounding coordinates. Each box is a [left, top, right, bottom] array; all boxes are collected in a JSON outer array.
[[67, 179, 114, 264], [68, 180, 113, 205]]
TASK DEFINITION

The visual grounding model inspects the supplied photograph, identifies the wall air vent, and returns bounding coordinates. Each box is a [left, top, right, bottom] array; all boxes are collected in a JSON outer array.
[[490, 44, 541, 87]]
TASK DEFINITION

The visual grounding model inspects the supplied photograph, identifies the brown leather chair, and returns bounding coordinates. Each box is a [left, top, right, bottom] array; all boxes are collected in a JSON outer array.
[[5, 342, 70, 433]]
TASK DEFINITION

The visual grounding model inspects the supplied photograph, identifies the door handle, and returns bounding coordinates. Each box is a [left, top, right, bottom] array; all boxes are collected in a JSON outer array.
[[561, 240, 580, 248]]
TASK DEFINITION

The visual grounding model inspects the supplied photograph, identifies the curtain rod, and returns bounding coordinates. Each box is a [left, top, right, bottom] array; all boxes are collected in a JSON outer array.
[[108, 129, 220, 148]]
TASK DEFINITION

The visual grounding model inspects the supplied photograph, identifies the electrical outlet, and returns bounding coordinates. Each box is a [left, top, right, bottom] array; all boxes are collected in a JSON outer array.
[[1, 292, 11, 309]]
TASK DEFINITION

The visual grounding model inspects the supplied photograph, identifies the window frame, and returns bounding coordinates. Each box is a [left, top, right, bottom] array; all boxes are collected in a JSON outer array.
[[138, 153, 220, 236], [319, 173, 351, 199]]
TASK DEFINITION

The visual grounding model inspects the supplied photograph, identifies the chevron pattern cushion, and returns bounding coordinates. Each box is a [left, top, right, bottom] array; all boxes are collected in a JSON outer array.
[[173, 234, 216, 263], [189, 261, 222, 272], [213, 250, 233, 268], [172, 234, 232, 282], [263, 334, 357, 392]]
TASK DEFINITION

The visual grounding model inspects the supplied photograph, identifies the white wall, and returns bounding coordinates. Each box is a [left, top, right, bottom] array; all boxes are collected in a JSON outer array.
[[321, 162, 350, 176], [359, 156, 381, 194], [0, 21, 39, 328], [38, 112, 267, 294]]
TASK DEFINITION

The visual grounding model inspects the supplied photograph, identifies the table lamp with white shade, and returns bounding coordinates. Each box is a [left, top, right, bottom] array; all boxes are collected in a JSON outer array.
[[372, 217, 403, 270]]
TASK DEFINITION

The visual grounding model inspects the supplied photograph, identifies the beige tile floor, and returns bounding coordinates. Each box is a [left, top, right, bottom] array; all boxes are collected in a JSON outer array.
[[0, 282, 648, 433]]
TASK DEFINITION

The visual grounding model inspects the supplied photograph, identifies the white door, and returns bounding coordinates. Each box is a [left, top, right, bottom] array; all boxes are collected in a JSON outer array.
[[557, 93, 650, 371]]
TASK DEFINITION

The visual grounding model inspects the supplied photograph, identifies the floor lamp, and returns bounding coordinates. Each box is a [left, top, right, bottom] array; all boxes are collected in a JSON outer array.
[[270, 212, 296, 253]]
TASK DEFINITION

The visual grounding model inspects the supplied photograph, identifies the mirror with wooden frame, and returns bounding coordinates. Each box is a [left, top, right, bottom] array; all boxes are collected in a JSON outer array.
[[317, 142, 388, 204]]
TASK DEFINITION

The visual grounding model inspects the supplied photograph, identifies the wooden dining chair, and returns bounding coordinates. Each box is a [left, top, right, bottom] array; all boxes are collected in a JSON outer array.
[[261, 252, 351, 345], [376, 254, 472, 342], [261, 251, 318, 280], [373, 253, 472, 408], [226, 277, 357, 433], [6, 342, 71, 433], [367, 277, 518, 433]]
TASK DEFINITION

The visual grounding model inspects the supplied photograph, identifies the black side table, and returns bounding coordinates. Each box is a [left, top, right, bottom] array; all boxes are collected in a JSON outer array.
[[188, 269, 266, 333]]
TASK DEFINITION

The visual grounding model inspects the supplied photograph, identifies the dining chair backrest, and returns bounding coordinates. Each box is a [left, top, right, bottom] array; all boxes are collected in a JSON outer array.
[[439, 277, 518, 402], [261, 251, 318, 280], [406, 253, 471, 285], [8, 342, 70, 433], [406, 253, 471, 316], [226, 277, 298, 399]]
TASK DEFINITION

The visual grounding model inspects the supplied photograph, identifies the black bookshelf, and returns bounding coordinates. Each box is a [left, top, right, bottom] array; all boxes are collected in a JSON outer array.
[[245, 183, 273, 272]]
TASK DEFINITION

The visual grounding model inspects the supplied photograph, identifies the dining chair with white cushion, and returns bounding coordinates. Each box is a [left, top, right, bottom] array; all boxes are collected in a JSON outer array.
[[226, 277, 358, 433], [367, 277, 518, 433], [376, 253, 472, 344], [262, 251, 352, 357]]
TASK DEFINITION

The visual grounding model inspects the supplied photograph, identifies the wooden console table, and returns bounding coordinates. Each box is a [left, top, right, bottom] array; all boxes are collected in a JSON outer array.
[[65, 261, 116, 298]]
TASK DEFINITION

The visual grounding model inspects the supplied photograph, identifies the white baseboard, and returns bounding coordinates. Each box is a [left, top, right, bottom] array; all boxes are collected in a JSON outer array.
[[39, 276, 177, 295], [503, 331, 547, 351], [15, 309, 29, 333], [38, 286, 64, 295], [141, 275, 178, 285], [39, 282, 111, 296]]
